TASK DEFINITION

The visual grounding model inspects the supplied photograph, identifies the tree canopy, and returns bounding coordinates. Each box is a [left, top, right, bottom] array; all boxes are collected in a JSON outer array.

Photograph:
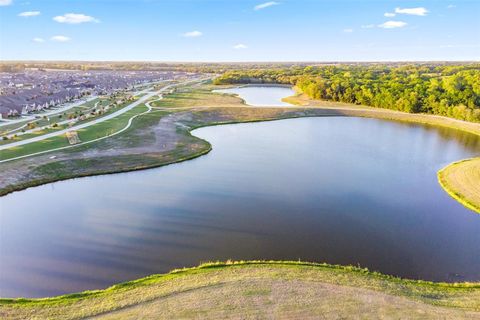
[[213, 64, 480, 122]]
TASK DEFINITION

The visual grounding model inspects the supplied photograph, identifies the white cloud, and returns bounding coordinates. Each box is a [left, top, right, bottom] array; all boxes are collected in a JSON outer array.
[[18, 11, 40, 17], [32, 37, 44, 43], [254, 1, 279, 11], [51, 35, 71, 42], [384, 12, 396, 17], [53, 13, 99, 24], [182, 30, 202, 37], [0, 0, 12, 6], [378, 21, 407, 29], [395, 7, 428, 16], [343, 28, 353, 33], [233, 43, 248, 49], [447, 4, 456, 9], [361, 24, 375, 29]]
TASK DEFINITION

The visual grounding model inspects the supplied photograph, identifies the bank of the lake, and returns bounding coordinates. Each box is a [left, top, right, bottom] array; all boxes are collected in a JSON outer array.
[[2, 116, 480, 297], [283, 91, 480, 137], [283, 91, 480, 213], [1, 261, 480, 320], [1, 84, 479, 207], [0, 107, 354, 197], [438, 158, 480, 213]]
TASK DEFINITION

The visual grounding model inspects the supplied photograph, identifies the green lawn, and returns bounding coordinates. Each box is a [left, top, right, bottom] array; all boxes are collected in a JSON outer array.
[[0, 104, 149, 161], [0, 99, 104, 137], [152, 88, 244, 109], [0, 120, 31, 136]]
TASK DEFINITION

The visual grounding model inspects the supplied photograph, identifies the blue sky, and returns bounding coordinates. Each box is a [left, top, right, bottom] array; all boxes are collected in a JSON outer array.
[[1, 0, 479, 61]]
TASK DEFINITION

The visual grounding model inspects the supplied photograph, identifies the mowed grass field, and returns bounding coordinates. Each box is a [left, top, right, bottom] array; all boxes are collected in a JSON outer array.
[[0, 105, 148, 161], [1, 261, 479, 319], [0, 99, 130, 146], [151, 87, 245, 109], [438, 158, 480, 213]]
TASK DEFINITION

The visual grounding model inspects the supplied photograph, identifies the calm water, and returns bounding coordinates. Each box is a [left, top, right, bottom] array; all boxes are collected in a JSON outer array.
[[214, 86, 295, 106], [1, 117, 480, 297]]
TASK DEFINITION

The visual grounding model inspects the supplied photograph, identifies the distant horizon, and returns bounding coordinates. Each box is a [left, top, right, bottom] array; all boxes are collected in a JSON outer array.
[[1, 59, 479, 64]]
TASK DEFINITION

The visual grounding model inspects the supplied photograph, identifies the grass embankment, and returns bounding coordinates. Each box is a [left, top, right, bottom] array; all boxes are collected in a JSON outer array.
[[438, 158, 480, 213], [284, 91, 480, 213], [1, 261, 479, 319], [151, 86, 245, 108], [1, 84, 480, 202], [284, 92, 480, 137], [0, 87, 350, 197]]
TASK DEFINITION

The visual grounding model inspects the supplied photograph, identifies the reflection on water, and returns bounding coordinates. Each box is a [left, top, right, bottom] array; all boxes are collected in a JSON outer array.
[[384, 119, 480, 151], [1, 117, 480, 297], [214, 86, 295, 106]]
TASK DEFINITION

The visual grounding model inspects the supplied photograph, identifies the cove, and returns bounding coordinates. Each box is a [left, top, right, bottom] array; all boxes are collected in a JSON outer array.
[[1, 116, 480, 298]]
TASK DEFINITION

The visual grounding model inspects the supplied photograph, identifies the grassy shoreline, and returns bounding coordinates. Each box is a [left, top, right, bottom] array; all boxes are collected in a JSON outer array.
[[0, 140, 213, 197], [438, 158, 480, 214], [284, 92, 480, 213], [283, 92, 480, 136], [1, 261, 479, 319], [1, 88, 479, 211], [0, 103, 346, 197], [0, 111, 334, 197]]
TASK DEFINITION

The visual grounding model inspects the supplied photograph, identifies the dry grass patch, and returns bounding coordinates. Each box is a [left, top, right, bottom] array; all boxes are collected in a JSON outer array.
[[438, 158, 480, 213], [1, 261, 480, 320], [152, 88, 246, 109], [284, 93, 480, 136]]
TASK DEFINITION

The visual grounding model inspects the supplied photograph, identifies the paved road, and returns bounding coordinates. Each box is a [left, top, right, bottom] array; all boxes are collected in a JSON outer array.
[[4, 101, 100, 138], [0, 77, 210, 163], [0, 88, 163, 151], [0, 77, 207, 152], [0, 80, 166, 128]]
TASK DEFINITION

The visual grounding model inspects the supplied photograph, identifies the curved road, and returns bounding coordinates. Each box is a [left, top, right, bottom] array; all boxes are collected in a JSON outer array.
[[0, 77, 209, 162], [0, 82, 180, 151]]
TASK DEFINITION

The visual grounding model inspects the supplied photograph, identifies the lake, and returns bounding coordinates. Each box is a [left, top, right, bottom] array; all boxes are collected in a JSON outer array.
[[0, 117, 480, 297], [1, 88, 480, 298], [214, 86, 295, 106]]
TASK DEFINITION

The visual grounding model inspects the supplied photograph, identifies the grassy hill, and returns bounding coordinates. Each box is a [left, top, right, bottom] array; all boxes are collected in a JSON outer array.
[[1, 261, 479, 319]]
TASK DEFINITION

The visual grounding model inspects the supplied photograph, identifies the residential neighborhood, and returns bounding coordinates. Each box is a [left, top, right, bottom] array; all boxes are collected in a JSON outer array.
[[0, 69, 188, 118]]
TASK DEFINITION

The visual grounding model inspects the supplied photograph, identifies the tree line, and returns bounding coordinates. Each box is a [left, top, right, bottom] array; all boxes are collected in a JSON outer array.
[[213, 64, 480, 122]]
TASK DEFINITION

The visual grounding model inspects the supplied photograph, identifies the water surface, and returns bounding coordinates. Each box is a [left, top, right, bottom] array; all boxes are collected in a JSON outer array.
[[214, 86, 295, 106], [1, 117, 480, 298]]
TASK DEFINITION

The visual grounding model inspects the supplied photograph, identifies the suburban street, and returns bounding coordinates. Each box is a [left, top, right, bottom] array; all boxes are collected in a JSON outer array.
[[0, 77, 208, 152]]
